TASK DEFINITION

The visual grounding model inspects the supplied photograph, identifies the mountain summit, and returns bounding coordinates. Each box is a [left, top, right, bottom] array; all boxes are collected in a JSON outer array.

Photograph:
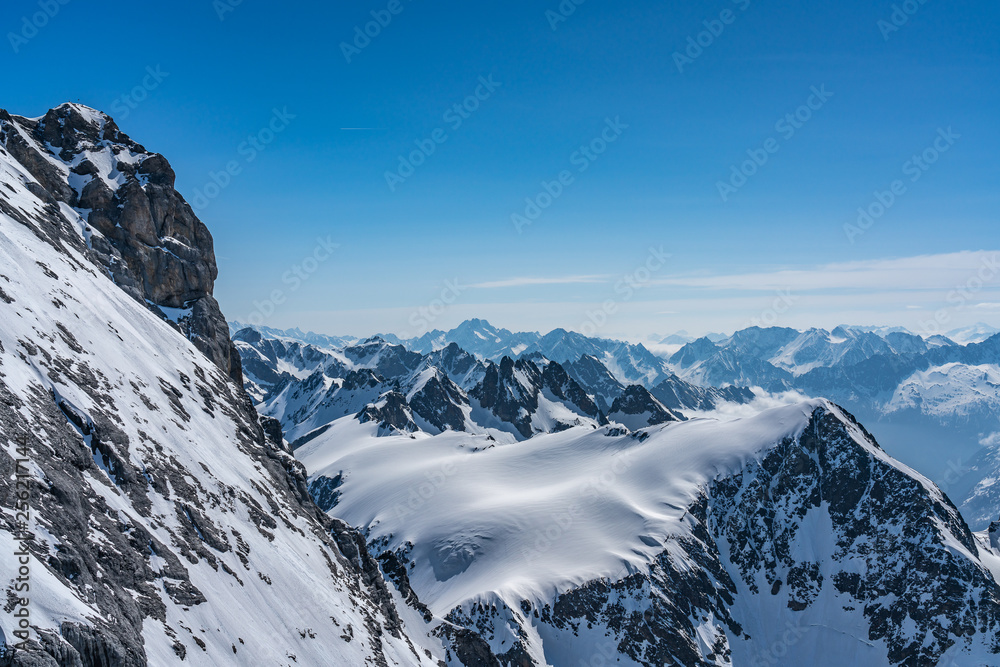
[[0, 102, 240, 383]]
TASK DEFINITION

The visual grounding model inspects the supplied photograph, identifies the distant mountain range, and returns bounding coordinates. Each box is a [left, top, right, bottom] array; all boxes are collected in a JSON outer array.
[[234, 318, 1000, 529], [231, 328, 732, 447]]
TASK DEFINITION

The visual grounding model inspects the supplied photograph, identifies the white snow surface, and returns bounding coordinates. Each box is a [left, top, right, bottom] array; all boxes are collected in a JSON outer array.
[[300, 399, 829, 614]]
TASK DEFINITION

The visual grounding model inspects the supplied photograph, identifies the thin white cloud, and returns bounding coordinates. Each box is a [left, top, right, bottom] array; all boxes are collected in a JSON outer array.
[[469, 275, 609, 289], [651, 251, 1000, 293]]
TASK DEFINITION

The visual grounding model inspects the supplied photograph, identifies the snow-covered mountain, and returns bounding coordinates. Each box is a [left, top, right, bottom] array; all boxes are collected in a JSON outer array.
[[245, 336, 609, 445], [948, 323, 1000, 345], [0, 104, 445, 665], [234, 327, 762, 450], [375, 319, 677, 389], [298, 400, 1000, 665], [10, 102, 998, 666], [234, 322, 1000, 663], [668, 324, 1000, 525], [232, 327, 341, 401]]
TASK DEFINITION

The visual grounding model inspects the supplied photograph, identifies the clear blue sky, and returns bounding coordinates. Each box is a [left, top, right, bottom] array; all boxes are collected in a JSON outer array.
[[3, 0, 998, 339]]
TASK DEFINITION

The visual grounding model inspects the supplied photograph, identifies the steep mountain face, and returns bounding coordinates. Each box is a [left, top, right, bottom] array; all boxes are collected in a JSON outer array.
[[358, 391, 421, 435], [0, 105, 443, 665], [469, 356, 606, 439], [0, 104, 240, 385], [649, 374, 755, 414], [563, 353, 624, 413], [607, 385, 679, 429], [232, 327, 338, 401], [299, 400, 1000, 666], [422, 343, 488, 391]]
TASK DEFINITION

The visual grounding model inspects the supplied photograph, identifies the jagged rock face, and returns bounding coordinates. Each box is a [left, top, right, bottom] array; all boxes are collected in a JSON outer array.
[[424, 343, 488, 391], [0, 109, 443, 665], [247, 338, 475, 442], [561, 354, 757, 418], [470, 357, 604, 439], [408, 374, 468, 433], [709, 407, 1000, 664], [357, 391, 419, 434], [540, 361, 604, 422], [468, 357, 532, 430], [608, 384, 679, 429], [563, 354, 624, 413], [232, 327, 342, 401], [649, 373, 755, 413], [0, 103, 240, 385], [344, 337, 424, 379]]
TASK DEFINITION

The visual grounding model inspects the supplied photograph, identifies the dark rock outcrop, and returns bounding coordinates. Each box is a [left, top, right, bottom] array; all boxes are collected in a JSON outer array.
[[609, 384, 680, 428], [0, 103, 241, 384], [357, 391, 419, 434]]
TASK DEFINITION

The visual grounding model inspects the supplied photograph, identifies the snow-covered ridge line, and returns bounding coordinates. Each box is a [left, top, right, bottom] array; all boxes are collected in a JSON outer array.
[[298, 398, 1000, 665]]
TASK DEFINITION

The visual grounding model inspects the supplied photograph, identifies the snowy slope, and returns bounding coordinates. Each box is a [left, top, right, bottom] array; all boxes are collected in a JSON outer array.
[[0, 113, 443, 665], [298, 400, 1000, 665], [884, 362, 1000, 420]]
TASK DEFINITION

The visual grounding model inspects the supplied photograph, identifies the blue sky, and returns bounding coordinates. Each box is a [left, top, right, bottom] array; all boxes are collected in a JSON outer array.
[[3, 0, 998, 339]]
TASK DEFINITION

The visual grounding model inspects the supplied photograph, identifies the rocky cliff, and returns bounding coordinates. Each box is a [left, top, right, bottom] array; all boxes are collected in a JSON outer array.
[[0, 104, 443, 665], [0, 103, 240, 384]]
